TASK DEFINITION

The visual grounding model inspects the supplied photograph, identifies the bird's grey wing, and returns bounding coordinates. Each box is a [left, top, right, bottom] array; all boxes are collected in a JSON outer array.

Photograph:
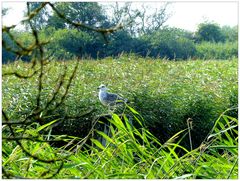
[[105, 93, 118, 102], [103, 93, 118, 106], [106, 92, 127, 106]]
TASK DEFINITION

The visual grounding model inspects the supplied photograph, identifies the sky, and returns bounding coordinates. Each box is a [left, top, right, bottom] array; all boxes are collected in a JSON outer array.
[[165, 2, 238, 31], [1, 1, 238, 32]]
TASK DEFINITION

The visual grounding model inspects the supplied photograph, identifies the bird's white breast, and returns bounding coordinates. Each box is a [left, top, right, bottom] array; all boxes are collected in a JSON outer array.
[[99, 91, 108, 105]]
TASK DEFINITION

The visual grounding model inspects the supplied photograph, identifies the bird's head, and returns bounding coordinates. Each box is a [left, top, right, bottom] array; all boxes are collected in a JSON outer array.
[[97, 84, 108, 91]]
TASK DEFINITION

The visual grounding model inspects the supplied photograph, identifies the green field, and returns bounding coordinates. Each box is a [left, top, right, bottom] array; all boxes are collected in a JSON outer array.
[[2, 56, 238, 178]]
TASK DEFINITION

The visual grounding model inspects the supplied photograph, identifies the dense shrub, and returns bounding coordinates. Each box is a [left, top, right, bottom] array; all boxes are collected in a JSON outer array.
[[179, 94, 221, 149], [195, 41, 238, 60], [195, 22, 225, 43], [144, 28, 196, 59], [221, 25, 238, 42], [130, 89, 226, 149], [3, 24, 237, 63], [104, 30, 136, 57], [46, 28, 95, 59], [131, 92, 175, 142]]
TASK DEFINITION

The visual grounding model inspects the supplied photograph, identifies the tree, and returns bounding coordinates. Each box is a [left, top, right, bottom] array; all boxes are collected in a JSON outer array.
[[2, 7, 9, 16], [23, 2, 49, 30], [136, 3, 171, 35], [2, 32, 16, 63], [105, 2, 171, 37], [146, 27, 196, 59], [104, 30, 135, 56], [195, 22, 225, 43], [47, 2, 110, 31], [46, 28, 94, 59]]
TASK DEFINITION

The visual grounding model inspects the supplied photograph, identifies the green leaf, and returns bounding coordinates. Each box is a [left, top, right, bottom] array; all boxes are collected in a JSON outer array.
[[36, 119, 61, 132], [174, 174, 193, 179], [90, 138, 105, 150], [209, 145, 237, 149], [96, 130, 115, 144], [208, 125, 238, 140]]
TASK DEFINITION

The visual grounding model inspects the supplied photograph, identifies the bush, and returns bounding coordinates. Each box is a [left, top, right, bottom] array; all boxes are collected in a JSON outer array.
[[46, 28, 94, 59], [104, 30, 136, 57], [221, 25, 238, 42], [195, 41, 238, 60], [130, 90, 225, 150], [145, 28, 196, 60], [195, 22, 225, 43], [131, 92, 175, 142], [3, 24, 237, 62]]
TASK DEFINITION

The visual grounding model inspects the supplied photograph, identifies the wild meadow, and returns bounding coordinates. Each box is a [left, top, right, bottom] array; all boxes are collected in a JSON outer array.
[[2, 56, 238, 178], [2, 2, 238, 179]]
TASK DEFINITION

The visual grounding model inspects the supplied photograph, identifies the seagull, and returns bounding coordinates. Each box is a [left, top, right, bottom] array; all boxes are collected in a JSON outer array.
[[97, 84, 127, 108]]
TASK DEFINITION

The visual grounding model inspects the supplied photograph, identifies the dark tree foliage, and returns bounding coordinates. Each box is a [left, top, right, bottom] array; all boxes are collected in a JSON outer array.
[[104, 30, 136, 56], [47, 2, 110, 31], [2, 32, 17, 63], [144, 27, 196, 59], [23, 2, 49, 30], [195, 22, 225, 43]]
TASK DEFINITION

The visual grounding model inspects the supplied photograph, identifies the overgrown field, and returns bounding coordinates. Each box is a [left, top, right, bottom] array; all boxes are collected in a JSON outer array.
[[2, 56, 238, 178]]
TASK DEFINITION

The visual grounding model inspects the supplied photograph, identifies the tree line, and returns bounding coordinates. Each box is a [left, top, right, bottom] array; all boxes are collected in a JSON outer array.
[[2, 2, 238, 63]]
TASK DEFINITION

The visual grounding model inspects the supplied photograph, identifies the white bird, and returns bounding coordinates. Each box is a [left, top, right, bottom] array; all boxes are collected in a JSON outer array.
[[97, 84, 127, 107]]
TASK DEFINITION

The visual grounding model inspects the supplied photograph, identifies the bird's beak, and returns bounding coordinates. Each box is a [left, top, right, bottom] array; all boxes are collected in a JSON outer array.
[[97, 87, 100, 90]]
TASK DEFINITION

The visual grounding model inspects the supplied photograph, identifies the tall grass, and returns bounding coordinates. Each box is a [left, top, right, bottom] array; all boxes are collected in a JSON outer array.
[[2, 57, 237, 149], [2, 56, 237, 178], [2, 106, 238, 178]]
